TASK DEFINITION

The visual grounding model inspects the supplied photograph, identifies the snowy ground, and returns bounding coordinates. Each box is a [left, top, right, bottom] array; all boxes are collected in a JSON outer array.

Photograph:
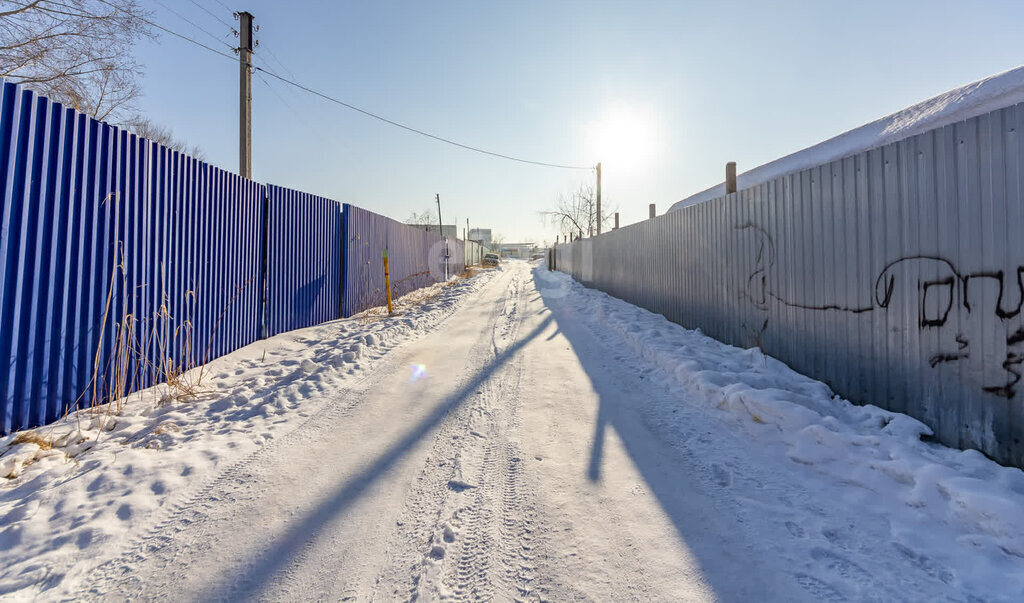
[[2, 260, 1024, 601]]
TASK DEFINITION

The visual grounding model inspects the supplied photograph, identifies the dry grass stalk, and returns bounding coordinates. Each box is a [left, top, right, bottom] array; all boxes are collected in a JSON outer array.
[[12, 432, 53, 450], [67, 224, 254, 430]]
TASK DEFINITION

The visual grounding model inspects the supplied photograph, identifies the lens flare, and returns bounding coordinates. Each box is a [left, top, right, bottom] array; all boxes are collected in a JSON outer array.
[[410, 363, 427, 382]]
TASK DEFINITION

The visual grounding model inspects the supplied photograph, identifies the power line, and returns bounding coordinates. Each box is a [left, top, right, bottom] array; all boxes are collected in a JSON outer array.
[[256, 69, 310, 130], [153, 0, 234, 51], [142, 16, 237, 62], [187, 0, 234, 30], [123, 8, 592, 171], [210, 0, 234, 14], [253, 54, 310, 116], [256, 66, 593, 170], [256, 70, 333, 149], [259, 43, 299, 81], [253, 43, 311, 113]]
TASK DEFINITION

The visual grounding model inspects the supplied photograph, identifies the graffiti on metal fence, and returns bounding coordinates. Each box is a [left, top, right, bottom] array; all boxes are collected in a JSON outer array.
[[739, 222, 1024, 399]]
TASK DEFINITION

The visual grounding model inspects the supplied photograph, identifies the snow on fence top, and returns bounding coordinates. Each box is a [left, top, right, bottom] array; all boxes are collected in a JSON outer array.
[[669, 64, 1024, 212]]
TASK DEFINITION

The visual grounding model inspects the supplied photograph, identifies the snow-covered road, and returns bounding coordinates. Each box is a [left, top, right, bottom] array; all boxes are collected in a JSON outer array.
[[84, 261, 752, 601], [4, 260, 1024, 601]]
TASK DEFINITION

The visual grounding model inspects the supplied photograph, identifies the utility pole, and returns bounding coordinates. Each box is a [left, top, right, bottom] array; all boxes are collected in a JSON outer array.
[[595, 162, 602, 235], [435, 193, 444, 237], [237, 11, 254, 179], [436, 193, 448, 280]]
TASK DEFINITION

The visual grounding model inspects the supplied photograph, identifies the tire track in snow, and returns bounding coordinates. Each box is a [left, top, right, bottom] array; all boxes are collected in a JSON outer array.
[[365, 270, 516, 601], [371, 265, 550, 602], [79, 378, 368, 600], [76, 274, 498, 601]]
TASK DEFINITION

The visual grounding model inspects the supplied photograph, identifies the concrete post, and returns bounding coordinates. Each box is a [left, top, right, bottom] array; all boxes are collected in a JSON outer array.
[[238, 11, 254, 179]]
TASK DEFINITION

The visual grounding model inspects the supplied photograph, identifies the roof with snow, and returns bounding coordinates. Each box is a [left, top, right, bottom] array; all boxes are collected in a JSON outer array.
[[668, 65, 1024, 213]]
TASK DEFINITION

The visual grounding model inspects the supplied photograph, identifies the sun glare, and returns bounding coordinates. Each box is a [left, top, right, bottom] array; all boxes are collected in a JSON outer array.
[[586, 104, 659, 177]]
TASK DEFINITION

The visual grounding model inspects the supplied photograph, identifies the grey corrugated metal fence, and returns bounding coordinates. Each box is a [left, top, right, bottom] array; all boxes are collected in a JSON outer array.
[[556, 101, 1024, 468], [465, 240, 485, 267]]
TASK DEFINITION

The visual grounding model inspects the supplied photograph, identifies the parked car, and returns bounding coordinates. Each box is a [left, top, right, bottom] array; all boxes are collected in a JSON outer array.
[[483, 253, 501, 266]]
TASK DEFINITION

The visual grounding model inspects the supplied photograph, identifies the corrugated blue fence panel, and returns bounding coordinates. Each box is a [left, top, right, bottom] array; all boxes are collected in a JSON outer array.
[[341, 203, 450, 317], [1, 79, 482, 436], [386, 218, 444, 300], [0, 81, 263, 435], [141, 145, 264, 376], [265, 184, 341, 337], [554, 100, 1024, 469], [341, 203, 388, 317]]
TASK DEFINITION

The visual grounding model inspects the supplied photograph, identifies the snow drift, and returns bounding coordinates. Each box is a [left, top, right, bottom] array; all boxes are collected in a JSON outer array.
[[669, 64, 1024, 211]]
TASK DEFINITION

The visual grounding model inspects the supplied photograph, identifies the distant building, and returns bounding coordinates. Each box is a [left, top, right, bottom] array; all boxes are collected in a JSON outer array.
[[498, 243, 536, 259], [468, 228, 492, 247], [409, 223, 459, 240]]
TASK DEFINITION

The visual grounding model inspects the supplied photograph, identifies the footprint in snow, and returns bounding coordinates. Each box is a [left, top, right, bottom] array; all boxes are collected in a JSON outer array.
[[794, 573, 846, 602], [711, 464, 732, 487]]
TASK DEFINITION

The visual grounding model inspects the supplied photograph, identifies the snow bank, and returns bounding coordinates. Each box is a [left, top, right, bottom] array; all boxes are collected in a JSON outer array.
[[669, 64, 1024, 211], [537, 267, 1024, 596], [0, 270, 495, 598]]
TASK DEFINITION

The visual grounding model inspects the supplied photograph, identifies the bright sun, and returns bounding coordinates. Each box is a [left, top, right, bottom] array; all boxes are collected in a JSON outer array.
[[585, 104, 659, 177]]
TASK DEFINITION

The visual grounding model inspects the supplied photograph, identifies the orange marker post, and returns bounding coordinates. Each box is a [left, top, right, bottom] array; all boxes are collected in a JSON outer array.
[[383, 248, 393, 314]]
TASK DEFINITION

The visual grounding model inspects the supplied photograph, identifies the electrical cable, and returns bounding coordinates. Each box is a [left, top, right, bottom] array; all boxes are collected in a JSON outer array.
[[256, 66, 593, 170], [142, 17, 237, 62], [259, 43, 299, 81], [111, 7, 592, 171], [255, 68, 311, 131], [187, 0, 233, 30], [210, 0, 234, 14], [152, 0, 234, 51]]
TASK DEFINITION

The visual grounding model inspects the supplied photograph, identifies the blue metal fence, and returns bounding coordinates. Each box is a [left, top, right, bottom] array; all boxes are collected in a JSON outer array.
[[1, 81, 473, 436], [341, 203, 457, 316], [265, 185, 341, 337], [0, 82, 264, 434]]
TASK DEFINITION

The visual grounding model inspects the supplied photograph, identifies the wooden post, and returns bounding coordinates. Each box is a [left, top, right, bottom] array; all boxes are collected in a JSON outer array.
[[383, 248, 393, 315], [726, 161, 737, 194], [614, 212, 619, 229], [649, 203, 656, 219]]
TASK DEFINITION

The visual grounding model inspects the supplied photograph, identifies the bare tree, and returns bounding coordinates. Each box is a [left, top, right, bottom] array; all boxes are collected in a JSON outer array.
[[0, 0, 152, 120], [405, 209, 436, 227], [123, 115, 205, 159], [541, 183, 614, 240]]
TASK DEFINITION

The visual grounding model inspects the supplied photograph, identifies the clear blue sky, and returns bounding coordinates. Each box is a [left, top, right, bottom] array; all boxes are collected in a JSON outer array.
[[133, 0, 1024, 244]]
